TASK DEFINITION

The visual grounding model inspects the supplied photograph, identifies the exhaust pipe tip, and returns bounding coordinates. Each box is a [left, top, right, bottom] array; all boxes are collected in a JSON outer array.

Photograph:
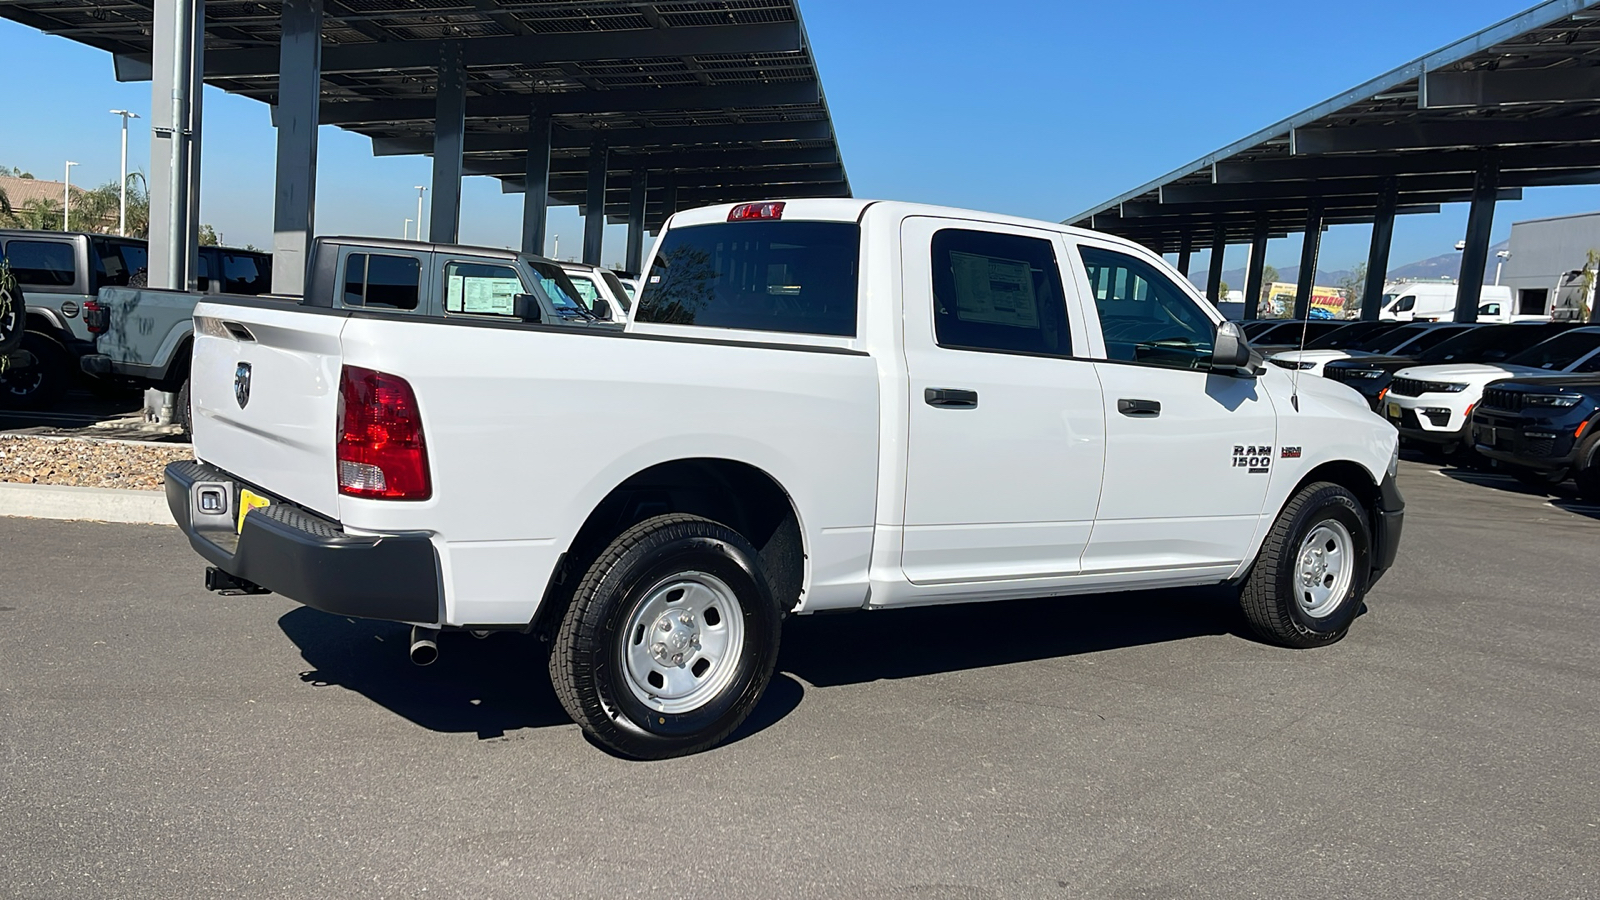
[[409, 626, 440, 666]]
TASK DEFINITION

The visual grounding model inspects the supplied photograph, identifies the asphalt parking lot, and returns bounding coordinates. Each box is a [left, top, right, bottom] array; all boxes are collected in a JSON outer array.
[[2, 458, 1598, 899]]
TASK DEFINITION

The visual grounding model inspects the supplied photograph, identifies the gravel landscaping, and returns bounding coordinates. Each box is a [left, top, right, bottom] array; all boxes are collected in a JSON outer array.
[[0, 434, 192, 491]]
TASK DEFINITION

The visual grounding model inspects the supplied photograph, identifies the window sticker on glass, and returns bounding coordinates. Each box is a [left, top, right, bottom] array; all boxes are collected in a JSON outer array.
[[445, 263, 522, 315], [949, 251, 1038, 329]]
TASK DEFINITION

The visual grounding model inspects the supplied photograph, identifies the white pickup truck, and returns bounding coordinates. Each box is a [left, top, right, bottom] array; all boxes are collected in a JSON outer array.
[[166, 199, 1404, 759]]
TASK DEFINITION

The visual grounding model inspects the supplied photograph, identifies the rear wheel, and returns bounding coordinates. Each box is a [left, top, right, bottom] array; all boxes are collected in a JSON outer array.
[[0, 331, 69, 410], [549, 514, 783, 759], [0, 269, 23, 354], [1240, 482, 1372, 649], [175, 377, 192, 435]]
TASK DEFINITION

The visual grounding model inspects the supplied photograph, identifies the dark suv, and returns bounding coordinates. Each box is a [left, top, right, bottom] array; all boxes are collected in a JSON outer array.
[[1471, 374, 1600, 498], [1324, 323, 1574, 410]]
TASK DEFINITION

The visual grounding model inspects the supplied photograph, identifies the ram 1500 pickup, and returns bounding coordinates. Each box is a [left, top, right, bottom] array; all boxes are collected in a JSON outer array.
[[166, 200, 1405, 759]]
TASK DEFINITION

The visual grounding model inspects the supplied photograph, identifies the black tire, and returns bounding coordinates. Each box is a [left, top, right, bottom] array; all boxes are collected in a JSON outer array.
[[1240, 482, 1372, 649], [1510, 465, 1564, 491], [549, 514, 782, 760], [0, 272, 22, 355], [175, 377, 192, 435], [1572, 433, 1600, 502], [0, 331, 69, 410]]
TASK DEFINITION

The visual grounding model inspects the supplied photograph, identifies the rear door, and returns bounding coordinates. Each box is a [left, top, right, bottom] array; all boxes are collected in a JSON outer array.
[[898, 217, 1105, 585], [1068, 238, 1276, 574]]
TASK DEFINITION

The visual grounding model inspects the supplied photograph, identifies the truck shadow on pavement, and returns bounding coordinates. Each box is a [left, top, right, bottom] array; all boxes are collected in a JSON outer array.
[[278, 585, 1243, 747]]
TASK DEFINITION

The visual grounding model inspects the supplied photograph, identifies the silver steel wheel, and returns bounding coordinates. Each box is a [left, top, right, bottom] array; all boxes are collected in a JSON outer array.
[[1295, 520, 1354, 619], [620, 571, 746, 714]]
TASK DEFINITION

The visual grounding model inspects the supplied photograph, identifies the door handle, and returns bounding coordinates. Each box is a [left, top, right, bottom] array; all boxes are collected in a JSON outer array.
[[925, 388, 978, 409], [1117, 398, 1161, 417]]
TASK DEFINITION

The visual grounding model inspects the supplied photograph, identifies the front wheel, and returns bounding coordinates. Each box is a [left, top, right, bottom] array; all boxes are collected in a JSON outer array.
[[1240, 482, 1372, 648], [0, 331, 69, 410], [549, 514, 783, 759]]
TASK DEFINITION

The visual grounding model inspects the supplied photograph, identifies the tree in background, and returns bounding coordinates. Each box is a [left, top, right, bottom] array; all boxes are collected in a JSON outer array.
[[1337, 264, 1368, 317], [198, 224, 222, 246], [1577, 249, 1599, 323]]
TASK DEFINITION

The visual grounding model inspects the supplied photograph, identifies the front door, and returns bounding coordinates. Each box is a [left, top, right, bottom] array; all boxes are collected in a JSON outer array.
[[1068, 240, 1277, 575], [899, 218, 1105, 586]]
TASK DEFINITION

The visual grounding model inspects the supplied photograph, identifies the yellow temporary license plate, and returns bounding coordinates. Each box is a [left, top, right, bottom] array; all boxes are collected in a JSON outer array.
[[237, 488, 271, 533], [1387, 403, 1402, 419]]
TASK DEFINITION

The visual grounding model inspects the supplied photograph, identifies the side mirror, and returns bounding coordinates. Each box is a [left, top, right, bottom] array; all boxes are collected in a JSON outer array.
[[590, 299, 613, 321], [513, 293, 542, 323], [1212, 321, 1252, 371]]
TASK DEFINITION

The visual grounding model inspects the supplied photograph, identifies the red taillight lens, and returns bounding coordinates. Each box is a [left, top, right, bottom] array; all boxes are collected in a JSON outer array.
[[337, 365, 431, 500], [728, 201, 784, 221], [83, 299, 108, 334]]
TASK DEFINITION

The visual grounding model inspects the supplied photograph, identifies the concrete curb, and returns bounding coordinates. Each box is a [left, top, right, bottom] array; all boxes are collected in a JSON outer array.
[[0, 481, 174, 526]]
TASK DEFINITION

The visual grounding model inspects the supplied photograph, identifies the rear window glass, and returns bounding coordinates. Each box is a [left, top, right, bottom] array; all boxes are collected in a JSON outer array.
[[343, 253, 420, 311], [4, 240, 75, 286], [638, 221, 859, 337]]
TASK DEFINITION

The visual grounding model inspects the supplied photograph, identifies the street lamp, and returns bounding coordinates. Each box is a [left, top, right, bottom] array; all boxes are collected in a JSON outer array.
[[413, 186, 428, 242], [1495, 249, 1512, 286], [63, 161, 78, 231], [109, 109, 141, 236]]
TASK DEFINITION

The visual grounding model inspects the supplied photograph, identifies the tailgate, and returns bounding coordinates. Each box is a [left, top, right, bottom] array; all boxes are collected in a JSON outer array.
[[190, 301, 346, 518], [96, 286, 194, 366]]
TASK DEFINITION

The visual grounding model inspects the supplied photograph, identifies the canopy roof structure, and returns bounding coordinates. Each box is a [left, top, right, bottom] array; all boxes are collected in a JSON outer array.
[[1064, 0, 1600, 322], [0, 0, 850, 230]]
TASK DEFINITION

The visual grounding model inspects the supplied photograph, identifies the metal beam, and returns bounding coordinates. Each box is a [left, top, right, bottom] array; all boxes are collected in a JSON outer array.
[[1243, 219, 1269, 321], [1421, 66, 1600, 108], [1454, 160, 1500, 323], [1215, 146, 1600, 183], [626, 172, 648, 275], [429, 41, 466, 244], [1362, 179, 1399, 321], [1293, 115, 1600, 155], [1175, 231, 1192, 281], [583, 145, 608, 266], [503, 165, 846, 194], [1206, 227, 1226, 304], [520, 113, 551, 256], [271, 0, 321, 295], [1293, 203, 1323, 319], [461, 146, 840, 178], [317, 81, 821, 126], [1121, 187, 1520, 219], [370, 120, 835, 156], [116, 21, 804, 80]]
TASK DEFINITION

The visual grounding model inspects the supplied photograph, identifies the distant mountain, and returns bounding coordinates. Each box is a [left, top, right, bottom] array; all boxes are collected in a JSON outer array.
[[1183, 241, 1508, 291]]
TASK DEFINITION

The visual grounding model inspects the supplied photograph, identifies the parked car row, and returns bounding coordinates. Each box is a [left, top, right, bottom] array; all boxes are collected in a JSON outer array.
[[0, 229, 272, 409], [1258, 318, 1600, 500]]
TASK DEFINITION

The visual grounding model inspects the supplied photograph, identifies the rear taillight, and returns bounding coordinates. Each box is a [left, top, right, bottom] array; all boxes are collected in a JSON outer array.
[[337, 365, 431, 500], [83, 299, 108, 334]]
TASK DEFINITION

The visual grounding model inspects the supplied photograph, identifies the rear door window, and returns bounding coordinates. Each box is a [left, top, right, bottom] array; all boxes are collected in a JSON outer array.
[[4, 240, 76, 286], [443, 260, 523, 316], [638, 220, 859, 337], [343, 252, 421, 311], [929, 228, 1072, 357]]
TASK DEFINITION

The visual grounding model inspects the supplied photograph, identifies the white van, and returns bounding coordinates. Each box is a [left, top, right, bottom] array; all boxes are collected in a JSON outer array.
[[1381, 282, 1510, 322]]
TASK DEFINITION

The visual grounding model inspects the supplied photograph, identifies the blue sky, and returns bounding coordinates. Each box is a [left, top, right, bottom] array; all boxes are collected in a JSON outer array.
[[3, 0, 1599, 275]]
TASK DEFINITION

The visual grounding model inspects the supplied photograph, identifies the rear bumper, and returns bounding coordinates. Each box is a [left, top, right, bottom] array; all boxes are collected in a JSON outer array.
[[1370, 472, 1404, 587], [165, 460, 442, 624]]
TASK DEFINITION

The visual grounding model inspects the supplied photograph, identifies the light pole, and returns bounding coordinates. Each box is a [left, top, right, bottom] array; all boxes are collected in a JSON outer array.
[[413, 186, 428, 242], [404, 218, 413, 240], [63, 160, 78, 231], [1495, 249, 1511, 286], [109, 109, 140, 236]]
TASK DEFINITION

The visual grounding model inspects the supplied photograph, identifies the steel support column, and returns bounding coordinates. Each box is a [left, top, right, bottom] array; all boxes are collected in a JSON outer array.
[[1205, 227, 1226, 305], [658, 173, 679, 232], [625, 171, 649, 274], [271, 0, 322, 295], [1361, 179, 1399, 321], [148, 0, 203, 290], [429, 41, 466, 244], [1176, 231, 1193, 281], [520, 112, 551, 256], [1293, 202, 1324, 320], [1454, 160, 1501, 323], [1243, 218, 1270, 321], [583, 144, 609, 265]]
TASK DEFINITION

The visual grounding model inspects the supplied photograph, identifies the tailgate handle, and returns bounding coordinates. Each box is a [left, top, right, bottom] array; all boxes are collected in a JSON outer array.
[[925, 388, 978, 409], [223, 322, 256, 342], [1117, 398, 1161, 417]]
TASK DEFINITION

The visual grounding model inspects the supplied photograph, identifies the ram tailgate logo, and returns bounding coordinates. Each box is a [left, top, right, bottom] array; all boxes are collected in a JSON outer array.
[[234, 362, 252, 409]]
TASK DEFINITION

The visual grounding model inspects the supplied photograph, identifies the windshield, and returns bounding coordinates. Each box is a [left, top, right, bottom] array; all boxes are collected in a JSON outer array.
[[1254, 320, 1345, 345], [1241, 320, 1282, 339], [1305, 322, 1394, 350], [523, 260, 588, 313], [1419, 324, 1569, 363], [599, 269, 633, 313], [1361, 324, 1434, 354], [1506, 330, 1600, 370]]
